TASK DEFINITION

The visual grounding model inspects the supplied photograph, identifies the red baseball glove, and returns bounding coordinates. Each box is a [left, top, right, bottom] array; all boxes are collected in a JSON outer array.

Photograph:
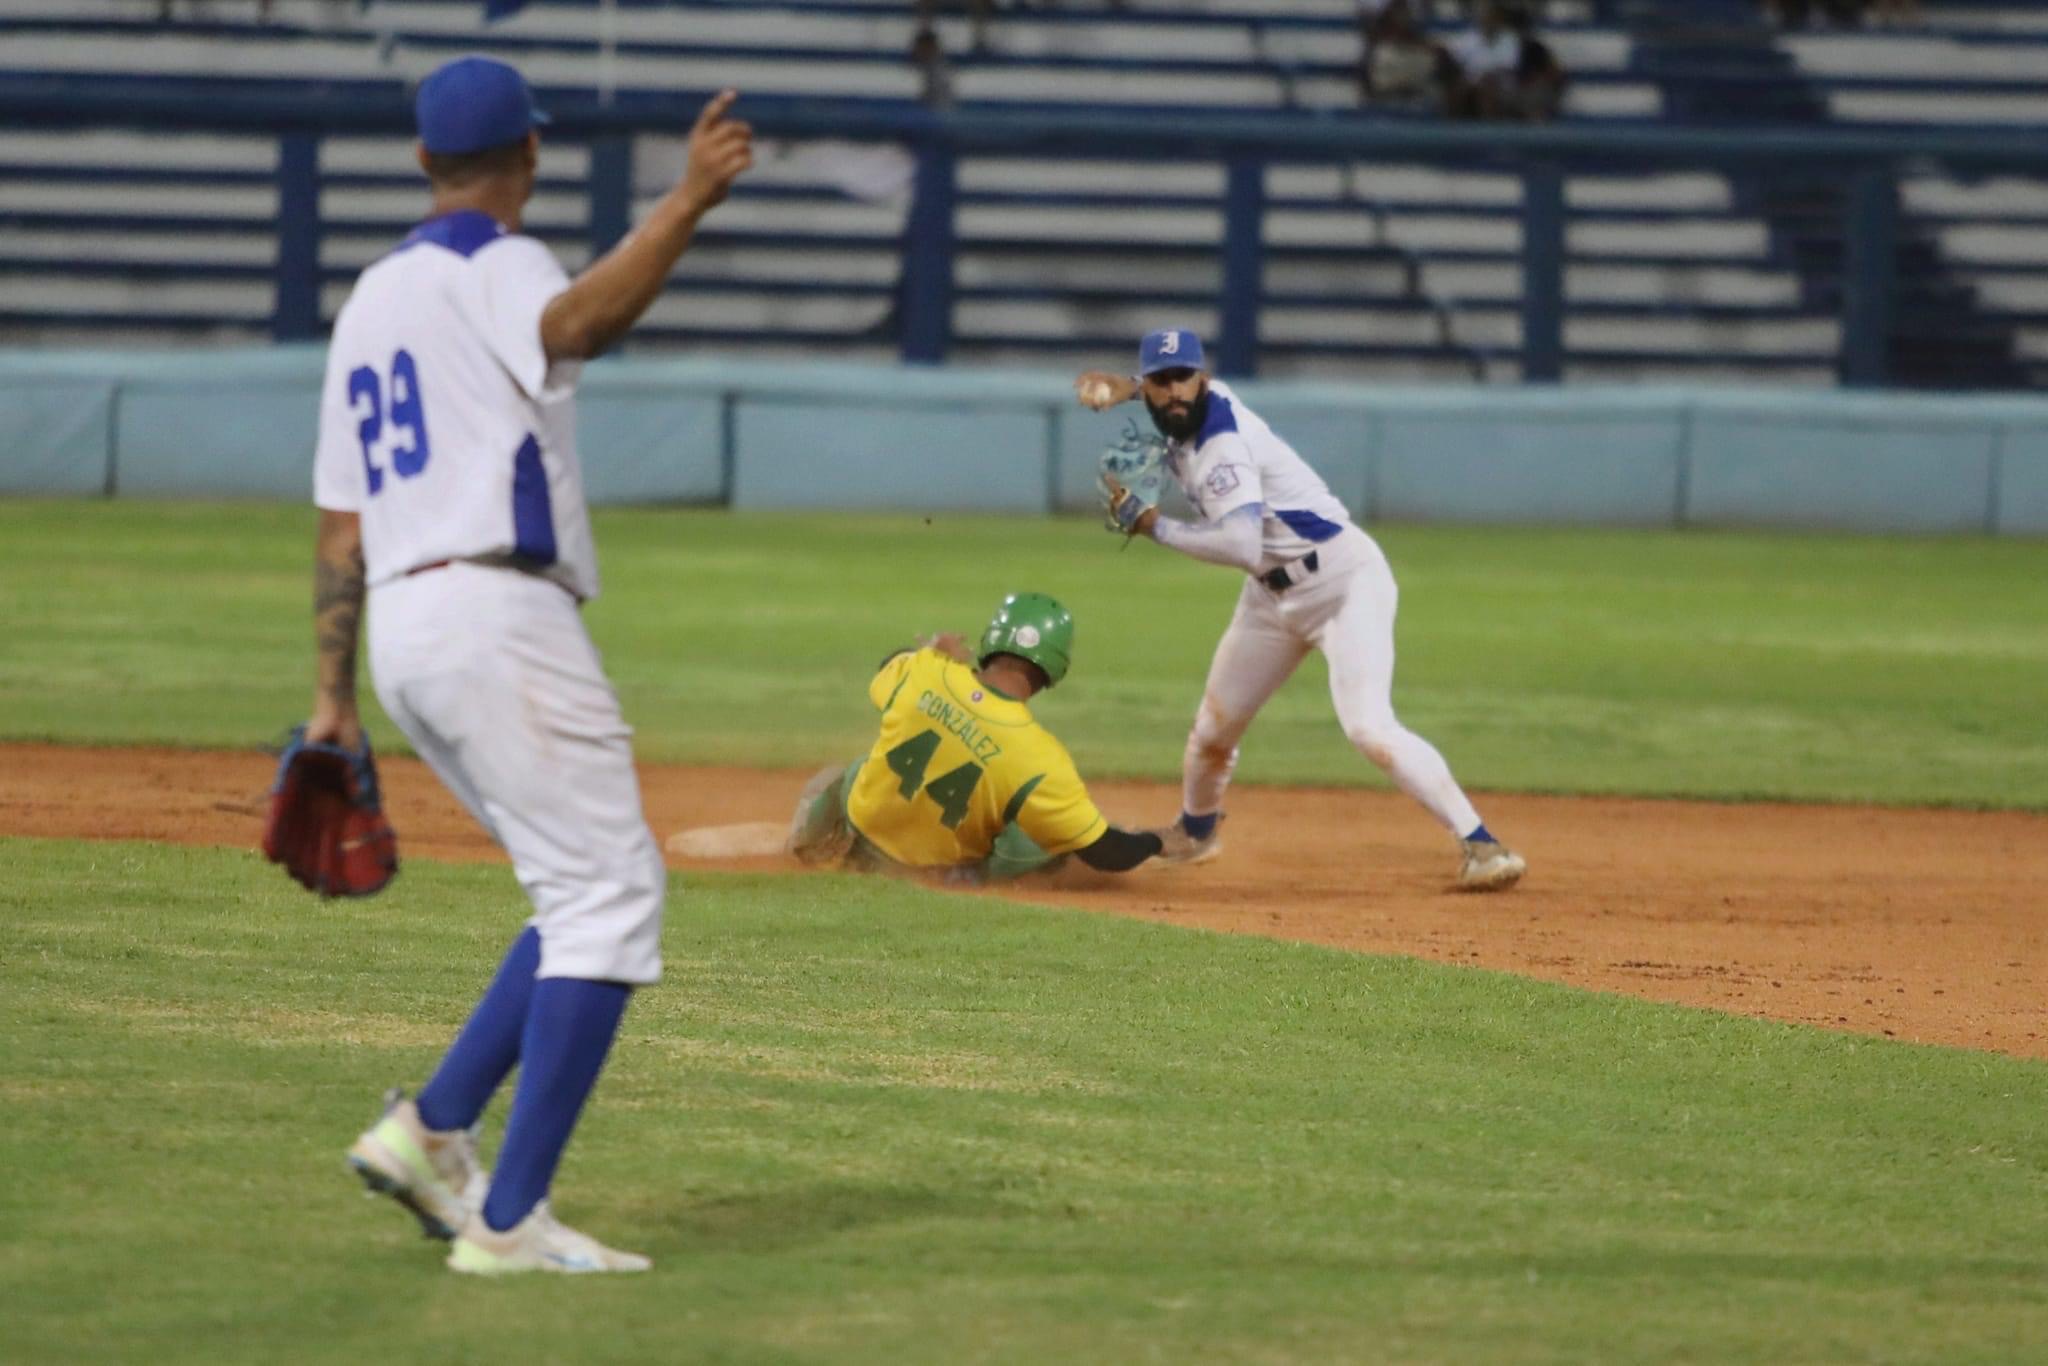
[[261, 726, 399, 897]]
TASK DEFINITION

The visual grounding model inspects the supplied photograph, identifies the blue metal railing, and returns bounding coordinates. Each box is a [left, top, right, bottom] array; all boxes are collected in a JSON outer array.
[[6, 81, 2048, 385]]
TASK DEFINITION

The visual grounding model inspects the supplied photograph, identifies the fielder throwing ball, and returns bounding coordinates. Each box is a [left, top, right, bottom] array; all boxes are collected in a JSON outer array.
[[1078, 330, 1527, 891], [308, 57, 751, 1274], [788, 593, 1187, 882]]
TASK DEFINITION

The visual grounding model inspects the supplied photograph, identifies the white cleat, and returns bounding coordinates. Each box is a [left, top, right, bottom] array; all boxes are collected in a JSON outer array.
[[346, 1088, 484, 1241], [1177, 832, 1223, 866], [446, 1201, 652, 1276], [1151, 816, 1225, 867], [1457, 838, 1528, 892], [1151, 831, 1224, 866]]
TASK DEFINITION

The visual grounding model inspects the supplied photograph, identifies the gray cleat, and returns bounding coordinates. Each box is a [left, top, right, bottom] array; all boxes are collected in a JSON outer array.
[[1456, 838, 1527, 891]]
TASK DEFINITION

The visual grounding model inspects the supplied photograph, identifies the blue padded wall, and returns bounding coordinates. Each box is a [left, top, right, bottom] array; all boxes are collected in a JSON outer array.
[[0, 377, 115, 496], [733, 399, 1051, 512], [1374, 400, 1684, 527], [574, 386, 726, 504], [1685, 408, 1997, 534], [1, 351, 2045, 538], [114, 379, 322, 499], [1996, 425, 2048, 536]]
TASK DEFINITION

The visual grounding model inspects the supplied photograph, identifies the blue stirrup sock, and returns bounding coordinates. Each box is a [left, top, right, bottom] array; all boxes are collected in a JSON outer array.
[[482, 977, 632, 1233], [415, 926, 539, 1133], [1465, 823, 1497, 845], [1180, 810, 1219, 842]]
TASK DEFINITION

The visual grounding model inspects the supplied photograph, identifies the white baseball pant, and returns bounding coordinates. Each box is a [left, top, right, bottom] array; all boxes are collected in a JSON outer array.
[[367, 561, 666, 985], [1181, 529, 1484, 839]]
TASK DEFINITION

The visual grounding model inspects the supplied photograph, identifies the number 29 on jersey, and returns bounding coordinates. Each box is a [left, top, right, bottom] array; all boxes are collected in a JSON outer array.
[[349, 348, 432, 496]]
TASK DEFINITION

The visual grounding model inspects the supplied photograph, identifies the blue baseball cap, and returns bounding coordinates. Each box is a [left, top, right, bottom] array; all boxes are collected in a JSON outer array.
[[1139, 328, 1205, 376], [415, 56, 550, 155]]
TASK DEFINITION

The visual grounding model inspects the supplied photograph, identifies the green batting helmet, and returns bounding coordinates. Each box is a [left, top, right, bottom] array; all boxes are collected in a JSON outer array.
[[978, 592, 1074, 688]]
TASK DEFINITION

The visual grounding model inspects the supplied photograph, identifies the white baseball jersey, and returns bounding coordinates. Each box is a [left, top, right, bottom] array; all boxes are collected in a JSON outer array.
[[314, 209, 599, 601], [1161, 381, 1486, 845], [1163, 379, 1359, 572], [1449, 27, 1521, 77]]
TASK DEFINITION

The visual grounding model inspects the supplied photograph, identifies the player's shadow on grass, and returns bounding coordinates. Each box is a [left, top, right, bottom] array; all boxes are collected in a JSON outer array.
[[662, 1179, 1019, 1253]]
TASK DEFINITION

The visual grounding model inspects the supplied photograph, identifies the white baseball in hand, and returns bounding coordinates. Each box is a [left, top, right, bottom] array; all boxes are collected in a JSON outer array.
[[1083, 380, 1116, 407]]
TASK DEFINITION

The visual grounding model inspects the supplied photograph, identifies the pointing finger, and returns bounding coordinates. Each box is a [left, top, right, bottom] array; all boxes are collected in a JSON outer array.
[[694, 88, 739, 134]]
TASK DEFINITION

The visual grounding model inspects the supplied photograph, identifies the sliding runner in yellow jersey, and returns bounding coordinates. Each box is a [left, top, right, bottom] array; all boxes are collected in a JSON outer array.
[[790, 593, 1194, 882]]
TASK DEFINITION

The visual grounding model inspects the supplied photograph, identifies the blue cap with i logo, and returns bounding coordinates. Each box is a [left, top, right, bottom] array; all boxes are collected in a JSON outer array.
[[1138, 329, 1205, 376]]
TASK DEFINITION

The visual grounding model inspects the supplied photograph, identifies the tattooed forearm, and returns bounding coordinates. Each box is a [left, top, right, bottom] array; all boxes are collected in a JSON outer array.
[[313, 525, 365, 709]]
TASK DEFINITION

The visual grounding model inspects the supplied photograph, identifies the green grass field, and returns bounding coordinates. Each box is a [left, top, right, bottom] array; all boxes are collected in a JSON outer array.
[[3, 499, 2046, 807], [5, 839, 2046, 1364], [4, 499, 2046, 1362]]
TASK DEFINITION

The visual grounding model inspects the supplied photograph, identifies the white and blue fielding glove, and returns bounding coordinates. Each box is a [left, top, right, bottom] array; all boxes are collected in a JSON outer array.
[[1097, 420, 1168, 536]]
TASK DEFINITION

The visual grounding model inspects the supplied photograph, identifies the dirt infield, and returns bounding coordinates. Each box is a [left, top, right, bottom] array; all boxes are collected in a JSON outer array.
[[6, 742, 2044, 1059]]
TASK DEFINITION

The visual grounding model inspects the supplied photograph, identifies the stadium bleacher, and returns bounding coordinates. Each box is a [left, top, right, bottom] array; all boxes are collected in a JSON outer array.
[[3, 0, 2047, 386]]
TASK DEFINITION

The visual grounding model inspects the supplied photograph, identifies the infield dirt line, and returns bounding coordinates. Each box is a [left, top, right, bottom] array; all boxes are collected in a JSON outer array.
[[5, 742, 2043, 1059]]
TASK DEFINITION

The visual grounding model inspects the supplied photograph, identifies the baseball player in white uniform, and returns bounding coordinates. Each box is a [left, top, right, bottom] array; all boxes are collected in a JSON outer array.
[[304, 56, 751, 1274], [1080, 329, 1527, 891]]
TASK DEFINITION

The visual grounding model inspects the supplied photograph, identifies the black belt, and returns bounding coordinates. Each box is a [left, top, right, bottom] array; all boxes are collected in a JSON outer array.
[[1260, 551, 1319, 593]]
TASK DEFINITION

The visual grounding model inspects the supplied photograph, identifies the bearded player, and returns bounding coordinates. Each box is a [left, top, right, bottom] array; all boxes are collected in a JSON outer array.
[[788, 592, 1185, 881], [1077, 330, 1526, 891]]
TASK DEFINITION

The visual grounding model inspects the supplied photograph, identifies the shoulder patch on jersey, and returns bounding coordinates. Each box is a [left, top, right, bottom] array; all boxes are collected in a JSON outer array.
[[1196, 392, 1239, 446], [397, 209, 507, 260], [1204, 464, 1243, 499]]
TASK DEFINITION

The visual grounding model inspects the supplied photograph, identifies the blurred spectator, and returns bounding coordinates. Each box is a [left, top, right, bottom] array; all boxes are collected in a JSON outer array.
[[1763, 0, 1806, 27], [1506, 4, 1567, 121], [1448, 0, 1561, 18], [1443, 1, 1565, 123], [916, 0, 992, 55], [1443, 0, 1520, 120], [1358, 0, 1444, 108], [1764, 0, 1882, 28], [911, 25, 956, 110]]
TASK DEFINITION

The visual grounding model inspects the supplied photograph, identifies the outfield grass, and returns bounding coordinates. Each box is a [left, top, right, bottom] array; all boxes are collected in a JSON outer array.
[[2, 499, 2045, 806], [3, 837, 2045, 1364]]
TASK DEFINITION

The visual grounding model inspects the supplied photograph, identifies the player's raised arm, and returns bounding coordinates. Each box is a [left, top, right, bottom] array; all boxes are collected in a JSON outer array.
[[1074, 370, 1138, 411], [539, 90, 754, 361], [917, 631, 974, 663]]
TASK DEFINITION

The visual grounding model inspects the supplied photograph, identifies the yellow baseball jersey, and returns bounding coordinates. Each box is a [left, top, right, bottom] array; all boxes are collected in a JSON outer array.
[[846, 648, 1109, 868]]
